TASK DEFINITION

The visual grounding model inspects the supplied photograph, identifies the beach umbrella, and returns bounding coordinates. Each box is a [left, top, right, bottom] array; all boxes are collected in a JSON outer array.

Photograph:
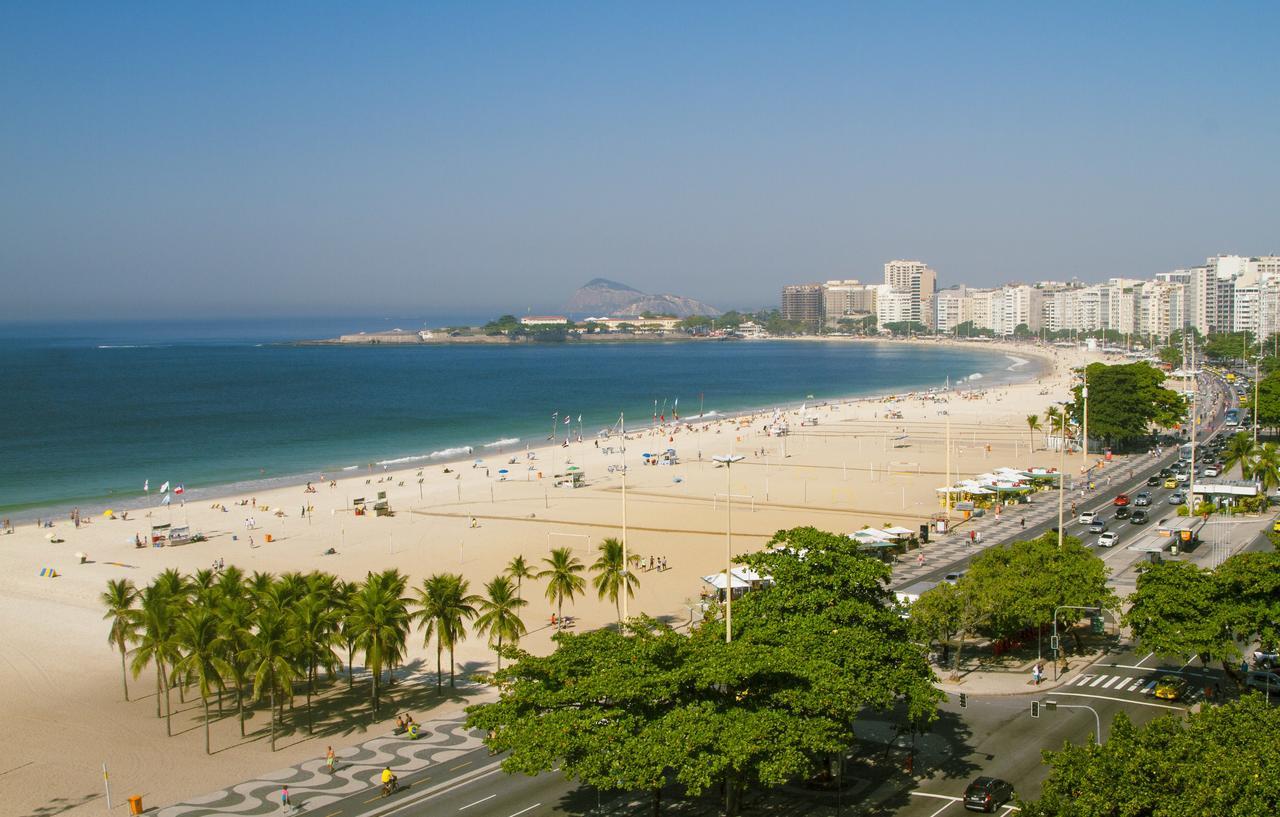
[[642, 452, 652, 458], [566, 465, 581, 471], [103, 509, 113, 517], [498, 469, 509, 474]]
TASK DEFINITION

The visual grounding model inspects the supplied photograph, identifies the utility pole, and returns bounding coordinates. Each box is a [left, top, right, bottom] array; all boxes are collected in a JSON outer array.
[[1057, 408, 1065, 550], [620, 412, 629, 621], [713, 455, 744, 643]]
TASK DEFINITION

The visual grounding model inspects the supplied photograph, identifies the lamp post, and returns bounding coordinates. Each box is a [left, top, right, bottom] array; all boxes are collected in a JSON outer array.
[[713, 454, 745, 643], [1081, 384, 1089, 471], [620, 412, 629, 621]]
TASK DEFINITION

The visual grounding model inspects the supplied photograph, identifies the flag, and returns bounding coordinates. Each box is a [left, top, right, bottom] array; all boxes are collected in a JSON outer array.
[[674, 399, 679, 421], [564, 416, 571, 425], [161, 493, 171, 506], [174, 485, 185, 495], [159, 481, 170, 493], [143, 479, 149, 492], [577, 415, 582, 423]]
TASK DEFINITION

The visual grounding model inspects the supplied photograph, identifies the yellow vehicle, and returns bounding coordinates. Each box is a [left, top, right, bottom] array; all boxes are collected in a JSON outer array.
[[1163, 478, 1180, 489], [1154, 675, 1187, 701], [1226, 373, 1237, 382], [1272, 519, 1280, 533]]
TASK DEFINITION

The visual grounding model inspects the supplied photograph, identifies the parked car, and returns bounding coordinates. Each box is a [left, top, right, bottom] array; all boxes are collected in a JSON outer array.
[[1114, 506, 1131, 519], [1155, 675, 1188, 701], [964, 777, 1015, 813], [1078, 510, 1097, 525], [1097, 531, 1120, 547], [1114, 494, 1130, 506], [1088, 518, 1108, 534], [1130, 510, 1149, 524], [1134, 492, 1152, 506], [1169, 492, 1186, 505]]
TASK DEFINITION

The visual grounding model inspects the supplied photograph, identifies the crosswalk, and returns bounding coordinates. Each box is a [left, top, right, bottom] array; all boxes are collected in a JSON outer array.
[[1067, 673, 1157, 694]]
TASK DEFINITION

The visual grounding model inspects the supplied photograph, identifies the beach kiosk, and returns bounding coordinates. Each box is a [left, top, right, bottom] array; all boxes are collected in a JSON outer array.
[[554, 471, 586, 488], [150, 523, 170, 546]]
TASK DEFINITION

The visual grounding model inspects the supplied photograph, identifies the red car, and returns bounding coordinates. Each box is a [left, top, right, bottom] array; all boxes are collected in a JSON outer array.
[[1113, 494, 1130, 506]]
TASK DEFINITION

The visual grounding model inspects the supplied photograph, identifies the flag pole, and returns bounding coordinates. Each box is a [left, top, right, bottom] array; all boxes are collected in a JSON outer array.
[[620, 412, 628, 621]]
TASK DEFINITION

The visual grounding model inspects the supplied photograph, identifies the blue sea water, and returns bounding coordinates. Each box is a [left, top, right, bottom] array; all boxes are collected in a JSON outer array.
[[0, 320, 1035, 516]]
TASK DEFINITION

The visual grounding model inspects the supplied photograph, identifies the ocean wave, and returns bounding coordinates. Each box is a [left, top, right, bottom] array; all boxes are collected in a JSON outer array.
[[1005, 355, 1030, 370], [429, 446, 472, 459], [375, 454, 433, 466], [341, 465, 359, 471], [483, 437, 520, 448], [97, 344, 146, 349]]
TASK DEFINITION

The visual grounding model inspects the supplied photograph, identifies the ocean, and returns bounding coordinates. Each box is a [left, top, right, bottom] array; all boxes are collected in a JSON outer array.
[[0, 320, 1037, 516]]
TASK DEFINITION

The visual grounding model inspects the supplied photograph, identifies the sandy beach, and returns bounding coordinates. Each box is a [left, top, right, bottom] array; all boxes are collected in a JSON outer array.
[[0, 339, 1110, 816]]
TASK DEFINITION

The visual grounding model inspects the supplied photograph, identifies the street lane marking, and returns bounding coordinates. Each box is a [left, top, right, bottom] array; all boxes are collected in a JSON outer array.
[[450, 761, 473, 771], [507, 805, 541, 817], [460, 794, 497, 810], [1055, 691, 1184, 710], [911, 792, 961, 800], [1101, 676, 1122, 688], [928, 801, 957, 817]]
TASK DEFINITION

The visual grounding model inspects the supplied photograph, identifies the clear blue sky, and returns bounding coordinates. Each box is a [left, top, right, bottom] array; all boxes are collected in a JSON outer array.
[[2, 2, 1278, 320]]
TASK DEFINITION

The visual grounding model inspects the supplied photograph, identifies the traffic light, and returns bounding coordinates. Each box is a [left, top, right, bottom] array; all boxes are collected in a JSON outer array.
[[1050, 635, 1059, 655], [959, 692, 967, 708], [1031, 700, 1040, 718]]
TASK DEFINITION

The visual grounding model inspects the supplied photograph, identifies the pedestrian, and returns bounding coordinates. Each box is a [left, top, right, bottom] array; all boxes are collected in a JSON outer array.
[[916, 552, 925, 566], [280, 786, 291, 811], [1031, 664, 1041, 685], [325, 746, 335, 773], [1020, 517, 1025, 529]]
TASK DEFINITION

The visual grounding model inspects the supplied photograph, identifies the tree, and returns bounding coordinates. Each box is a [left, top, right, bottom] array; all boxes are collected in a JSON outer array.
[[1251, 442, 1280, 493], [290, 589, 342, 734], [101, 578, 139, 702], [910, 580, 985, 679], [474, 576, 527, 671], [216, 591, 256, 737], [1222, 432, 1257, 478], [1069, 362, 1186, 447], [1254, 370, 1280, 432], [173, 608, 230, 754], [591, 537, 640, 622], [1025, 415, 1042, 452], [506, 555, 535, 602], [414, 573, 480, 689], [1215, 550, 1280, 652], [540, 547, 586, 622], [1021, 698, 1280, 816], [347, 571, 410, 718], [245, 603, 296, 751], [1124, 560, 1236, 668], [131, 583, 180, 734]]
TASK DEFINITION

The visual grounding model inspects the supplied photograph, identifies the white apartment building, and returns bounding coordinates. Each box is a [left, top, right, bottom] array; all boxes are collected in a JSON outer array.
[[875, 287, 914, 327], [934, 287, 971, 333], [884, 260, 937, 329]]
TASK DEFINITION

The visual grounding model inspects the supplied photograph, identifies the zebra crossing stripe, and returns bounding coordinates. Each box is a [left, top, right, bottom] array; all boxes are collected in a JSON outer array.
[[1088, 676, 1107, 687], [1101, 676, 1122, 689], [1072, 675, 1092, 686], [1128, 679, 1145, 692]]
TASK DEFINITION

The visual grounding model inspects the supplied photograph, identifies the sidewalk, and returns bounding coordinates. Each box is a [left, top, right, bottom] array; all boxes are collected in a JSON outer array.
[[935, 649, 1110, 697]]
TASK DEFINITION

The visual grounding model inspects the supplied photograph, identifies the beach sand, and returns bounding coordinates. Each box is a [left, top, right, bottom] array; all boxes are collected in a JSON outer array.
[[0, 339, 1111, 816]]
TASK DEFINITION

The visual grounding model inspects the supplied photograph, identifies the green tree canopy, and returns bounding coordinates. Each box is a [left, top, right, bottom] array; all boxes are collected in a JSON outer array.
[[1021, 697, 1280, 817], [1070, 362, 1186, 446]]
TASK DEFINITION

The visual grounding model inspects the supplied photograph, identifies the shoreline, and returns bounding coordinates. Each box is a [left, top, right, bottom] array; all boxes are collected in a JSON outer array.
[[2, 338, 1054, 522]]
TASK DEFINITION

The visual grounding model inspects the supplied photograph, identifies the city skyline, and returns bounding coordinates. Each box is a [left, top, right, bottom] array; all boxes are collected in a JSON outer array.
[[4, 4, 1280, 321]]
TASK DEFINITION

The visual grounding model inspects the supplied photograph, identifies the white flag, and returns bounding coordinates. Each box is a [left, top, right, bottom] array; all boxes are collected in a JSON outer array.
[[143, 479, 149, 492], [161, 493, 172, 506], [159, 481, 170, 493]]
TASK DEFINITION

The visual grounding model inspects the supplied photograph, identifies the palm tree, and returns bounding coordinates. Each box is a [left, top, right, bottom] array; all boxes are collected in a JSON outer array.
[[333, 580, 358, 690], [131, 583, 180, 734], [245, 603, 296, 751], [173, 608, 230, 754], [290, 591, 341, 734], [346, 573, 410, 719], [1224, 432, 1257, 478], [474, 576, 526, 671], [413, 573, 480, 689], [539, 547, 586, 623], [1025, 415, 1042, 453], [1043, 406, 1063, 450], [100, 578, 139, 701], [1252, 442, 1280, 493], [590, 537, 640, 622], [506, 555, 535, 602], [216, 592, 256, 737]]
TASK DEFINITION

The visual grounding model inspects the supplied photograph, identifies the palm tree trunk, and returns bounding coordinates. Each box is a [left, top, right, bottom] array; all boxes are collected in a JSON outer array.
[[496, 633, 504, 672], [347, 643, 354, 690], [436, 641, 444, 691], [155, 662, 163, 718], [237, 683, 246, 737], [162, 664, 173, 737], [307, 663, 314, 736], [371, 663, 380, 720], [269, 678, 277, 752], [203, 697, 211, 755], [450, 644, 456, 687], [119, 644, 130, 702]]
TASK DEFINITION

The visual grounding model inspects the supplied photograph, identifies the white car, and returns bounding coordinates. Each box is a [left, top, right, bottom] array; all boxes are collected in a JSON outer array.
[[1097, 531, 1119, 548], [1078, 510, 1097, 525]]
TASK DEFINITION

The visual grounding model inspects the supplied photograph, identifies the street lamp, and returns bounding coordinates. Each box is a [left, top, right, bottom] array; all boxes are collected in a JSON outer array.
[[713, 454, 745, 643], [620, 412, 629, 621]]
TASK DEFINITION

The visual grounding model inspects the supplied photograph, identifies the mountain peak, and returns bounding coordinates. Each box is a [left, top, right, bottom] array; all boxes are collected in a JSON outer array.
[[581, 278, 641, 292]]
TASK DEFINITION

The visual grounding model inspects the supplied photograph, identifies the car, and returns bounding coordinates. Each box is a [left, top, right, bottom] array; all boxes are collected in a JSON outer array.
[[1169, 492, 1186, 505], [1154, 675, 1188, 701], [1146, 475, 1162, 486], [1204, 465, 1221, 478], [1130, 509, 1149, 524], [1164, 478, 1180, 489], [1178, 472, 1191, 484], [1097, 531, 1120, 547], [1159, 467, 1175, 477], [1134, 492, 1152, 506], [1245, 670, 1280, 696], [943, 571, 966, 585], [1114, 494, 1130, 506], [1088, 518, 1108, 534], [963, 777, 1015, 813], [1078, 510, 1097, 525], [1114, 506, 1131, 519], [1272, 519, 1280, 533]]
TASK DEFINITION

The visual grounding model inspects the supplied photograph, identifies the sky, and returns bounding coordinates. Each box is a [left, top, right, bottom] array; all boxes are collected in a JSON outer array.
[[2, 2, 1278, 321]]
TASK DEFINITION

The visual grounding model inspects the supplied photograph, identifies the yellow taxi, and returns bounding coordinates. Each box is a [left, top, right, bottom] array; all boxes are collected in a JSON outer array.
[[1272, 519, 1280, 533], [1154, 675, 1187, 701], [1163, 478, 1180, 489]]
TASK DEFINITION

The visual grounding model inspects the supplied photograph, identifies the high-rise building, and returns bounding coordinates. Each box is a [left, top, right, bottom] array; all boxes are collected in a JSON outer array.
[[821, 279, 877, 327], [781, 284, 824, 331], [884, 260, 937, 328]]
